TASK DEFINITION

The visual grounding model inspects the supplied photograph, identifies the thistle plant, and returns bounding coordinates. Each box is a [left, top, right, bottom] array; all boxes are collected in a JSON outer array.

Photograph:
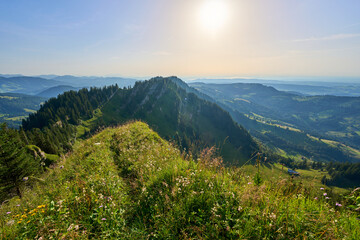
[[253, 152, 263, 186]]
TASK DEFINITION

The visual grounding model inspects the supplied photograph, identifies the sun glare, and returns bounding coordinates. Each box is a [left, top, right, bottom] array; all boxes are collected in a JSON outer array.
[[198, 0, 229, 35]]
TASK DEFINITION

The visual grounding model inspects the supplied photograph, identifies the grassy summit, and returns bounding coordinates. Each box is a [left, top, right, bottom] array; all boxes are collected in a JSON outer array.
[[1, 122, 359, 239]]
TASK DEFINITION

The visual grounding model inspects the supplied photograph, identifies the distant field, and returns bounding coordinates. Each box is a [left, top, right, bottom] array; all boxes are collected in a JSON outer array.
[[0, 95, 18, 100]]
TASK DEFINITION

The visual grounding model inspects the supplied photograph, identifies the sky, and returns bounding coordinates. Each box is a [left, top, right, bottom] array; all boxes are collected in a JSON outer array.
[[0, 0, 360, 79]]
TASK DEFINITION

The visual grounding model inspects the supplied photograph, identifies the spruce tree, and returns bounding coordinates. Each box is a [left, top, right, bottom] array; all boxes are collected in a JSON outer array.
[[0, 123, 39, 200]]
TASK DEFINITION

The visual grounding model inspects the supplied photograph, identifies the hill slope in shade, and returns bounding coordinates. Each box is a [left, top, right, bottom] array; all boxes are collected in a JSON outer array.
[[36, 85, 80, 98], [99, 77, 257, 165], [1, 122, 358, 239]]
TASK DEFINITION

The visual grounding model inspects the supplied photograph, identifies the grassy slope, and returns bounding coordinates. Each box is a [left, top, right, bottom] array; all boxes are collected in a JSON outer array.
[[1, 122, 359, 239], [240, 163, 350, 195]]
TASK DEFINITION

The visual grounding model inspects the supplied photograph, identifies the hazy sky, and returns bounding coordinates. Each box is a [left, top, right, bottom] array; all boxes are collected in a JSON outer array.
[[1, 0, 360, 78]]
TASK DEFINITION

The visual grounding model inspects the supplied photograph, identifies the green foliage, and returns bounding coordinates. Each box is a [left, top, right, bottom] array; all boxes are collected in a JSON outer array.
[[1, 122, 359, 239], [325, 162, 360, 188], [0, 123, 41, 201], [253, 172, 262, 186], [345, 189, 360, 215]]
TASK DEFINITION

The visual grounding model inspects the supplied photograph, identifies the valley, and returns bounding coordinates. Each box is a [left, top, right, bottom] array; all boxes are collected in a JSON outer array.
[[190, 82, 360, 163]]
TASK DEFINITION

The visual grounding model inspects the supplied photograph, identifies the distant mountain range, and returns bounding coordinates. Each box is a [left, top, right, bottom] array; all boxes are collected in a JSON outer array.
[[0, 76, 65, 95], [191, 78, 360, 96], [0, 75, 139, 96]]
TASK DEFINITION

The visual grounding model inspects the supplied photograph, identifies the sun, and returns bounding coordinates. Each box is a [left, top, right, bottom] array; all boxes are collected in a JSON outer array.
[[198, 0, 230, 35]]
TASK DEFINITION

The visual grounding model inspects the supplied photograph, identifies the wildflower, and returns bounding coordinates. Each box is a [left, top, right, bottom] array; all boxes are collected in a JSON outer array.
[[17, 221, 22, 224], [99, 205, 103, 208], [314, 197, 318, 200], [248, 182, 252, 185], [325, 197, 330, 199], [336, 202, 342, 207], [60, 165, 64, 169], [320, 187, 324, 190], [27, 220, 30, 223], [101, 218, 106, 221], [16, 204, 20, 207], [67, 224, 74, 231], [23, 177, 29, 181], [6, 220, 15, 226], [323, 193, 327, 196], [6, 212, 11, 214]]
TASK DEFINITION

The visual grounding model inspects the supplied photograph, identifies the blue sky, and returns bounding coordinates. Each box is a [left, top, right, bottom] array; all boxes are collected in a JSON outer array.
[[0, 0, 360, 79]]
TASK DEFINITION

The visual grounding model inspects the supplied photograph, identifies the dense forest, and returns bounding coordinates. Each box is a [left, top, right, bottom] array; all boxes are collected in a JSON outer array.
[[22, 85, 119, 154], [323, 162, 360, 188]]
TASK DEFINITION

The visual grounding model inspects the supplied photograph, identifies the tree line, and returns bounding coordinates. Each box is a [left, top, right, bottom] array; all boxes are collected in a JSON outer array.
[[1, 85, 119, 201]]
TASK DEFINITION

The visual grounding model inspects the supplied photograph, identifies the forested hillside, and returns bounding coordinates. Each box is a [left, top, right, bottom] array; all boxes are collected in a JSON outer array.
[[99, 77, 257, 164], [22, 85, 119, 154]]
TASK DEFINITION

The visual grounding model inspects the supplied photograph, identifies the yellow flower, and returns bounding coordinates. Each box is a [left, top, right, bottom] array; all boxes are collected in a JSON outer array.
[[41, 210, 45, 213], [27, 220, 30, 223], [24, 209, 28, 211], [37, 206, 42, 209], [31, 213, 36, 216], [17, 221, 22, 224]]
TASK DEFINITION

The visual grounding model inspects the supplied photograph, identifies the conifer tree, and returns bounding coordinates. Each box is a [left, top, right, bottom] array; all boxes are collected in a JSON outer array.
[[0, 123, 39, 200]]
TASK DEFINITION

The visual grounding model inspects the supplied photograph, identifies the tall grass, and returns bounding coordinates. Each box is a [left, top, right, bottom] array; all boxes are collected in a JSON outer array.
[[1, 121, 359, 239]]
